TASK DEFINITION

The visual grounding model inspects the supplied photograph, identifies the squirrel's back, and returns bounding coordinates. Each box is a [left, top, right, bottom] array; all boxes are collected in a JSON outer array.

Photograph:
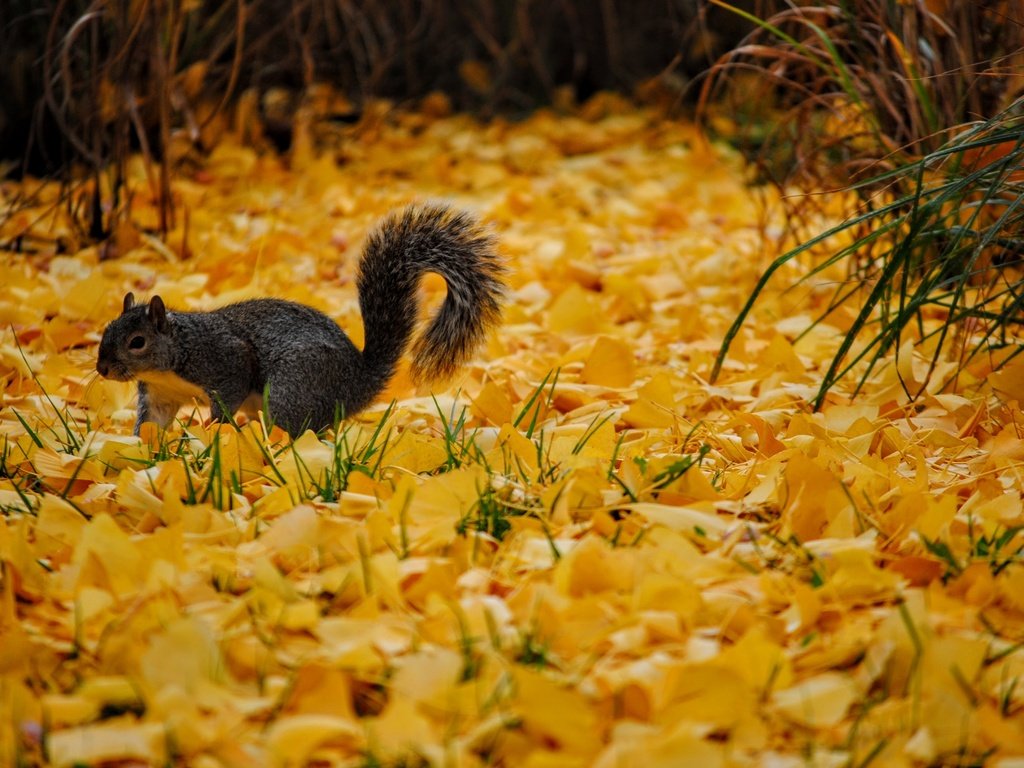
[[210, 299, 355, 357]]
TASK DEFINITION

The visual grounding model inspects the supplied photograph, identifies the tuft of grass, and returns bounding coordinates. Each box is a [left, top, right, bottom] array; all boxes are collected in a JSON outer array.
[[648, 443, 711, 493], [714, 100, 1024, 405], [513, 369, 559, 439], [295, 402, 397, 502], [456, 482, 516, 542], [516, 629, 552, 669], [433, 396, 482, 472], [704, 1, 1024, 405], [920, 520, 1024, 583], [13, 337, 88, 454]]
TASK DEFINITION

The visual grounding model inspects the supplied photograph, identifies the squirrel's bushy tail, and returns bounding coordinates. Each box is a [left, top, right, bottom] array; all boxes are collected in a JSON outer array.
[[357, 203, 505, 385]]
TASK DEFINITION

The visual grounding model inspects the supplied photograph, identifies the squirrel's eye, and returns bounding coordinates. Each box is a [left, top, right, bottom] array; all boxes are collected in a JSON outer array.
[[128, 335, 146, 350]]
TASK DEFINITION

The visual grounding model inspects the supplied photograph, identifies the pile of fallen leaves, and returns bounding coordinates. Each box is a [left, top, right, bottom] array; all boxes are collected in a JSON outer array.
[[2, 96, 1024, 767]]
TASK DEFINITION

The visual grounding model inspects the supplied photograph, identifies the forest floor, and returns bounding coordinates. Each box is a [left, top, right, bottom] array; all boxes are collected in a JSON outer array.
[[2, 99, 1024, 767]]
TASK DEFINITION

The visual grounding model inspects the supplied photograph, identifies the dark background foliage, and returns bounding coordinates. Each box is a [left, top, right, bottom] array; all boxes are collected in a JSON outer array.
[[0, 0, 761, 175]]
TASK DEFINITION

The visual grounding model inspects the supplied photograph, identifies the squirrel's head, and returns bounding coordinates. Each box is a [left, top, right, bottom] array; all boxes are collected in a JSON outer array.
[[96, 293, 174, 381]]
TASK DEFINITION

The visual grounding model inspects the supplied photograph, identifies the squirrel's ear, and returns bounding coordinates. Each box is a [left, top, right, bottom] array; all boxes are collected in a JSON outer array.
[[148, 295, 168, 332], [122, 292, 135, 314]]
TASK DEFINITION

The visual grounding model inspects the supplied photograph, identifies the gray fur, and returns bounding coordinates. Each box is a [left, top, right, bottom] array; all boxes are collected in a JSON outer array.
[[96, 203, 505, 437]]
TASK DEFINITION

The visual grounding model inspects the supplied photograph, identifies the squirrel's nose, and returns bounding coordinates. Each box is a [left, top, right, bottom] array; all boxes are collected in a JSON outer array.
[[97, 359, 109, 377]]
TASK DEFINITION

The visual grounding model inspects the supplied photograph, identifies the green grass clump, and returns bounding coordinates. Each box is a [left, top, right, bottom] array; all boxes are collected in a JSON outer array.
[[704, 0, 1024, 403], [714, 101, 1024, 404]]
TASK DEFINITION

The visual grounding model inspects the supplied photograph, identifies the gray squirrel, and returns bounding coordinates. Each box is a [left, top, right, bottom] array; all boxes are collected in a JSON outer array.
[[96, 203, 505, 436]]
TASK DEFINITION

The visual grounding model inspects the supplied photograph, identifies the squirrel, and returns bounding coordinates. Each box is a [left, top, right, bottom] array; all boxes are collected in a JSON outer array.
[[96, 203, 505, 437]]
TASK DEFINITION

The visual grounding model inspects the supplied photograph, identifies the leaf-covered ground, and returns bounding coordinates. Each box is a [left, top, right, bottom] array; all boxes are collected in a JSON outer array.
[[2, 98, 1024, 767]]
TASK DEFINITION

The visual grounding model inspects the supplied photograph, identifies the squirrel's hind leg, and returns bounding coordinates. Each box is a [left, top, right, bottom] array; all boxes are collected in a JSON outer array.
[[204, 377, 259, 428], [207, 392, 243, 426], [262, 376, 337, 437]]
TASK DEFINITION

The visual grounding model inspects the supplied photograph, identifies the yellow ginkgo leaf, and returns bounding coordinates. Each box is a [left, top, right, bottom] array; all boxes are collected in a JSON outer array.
[[772, 672, 859, 729], [581, 336, 636, 388]]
